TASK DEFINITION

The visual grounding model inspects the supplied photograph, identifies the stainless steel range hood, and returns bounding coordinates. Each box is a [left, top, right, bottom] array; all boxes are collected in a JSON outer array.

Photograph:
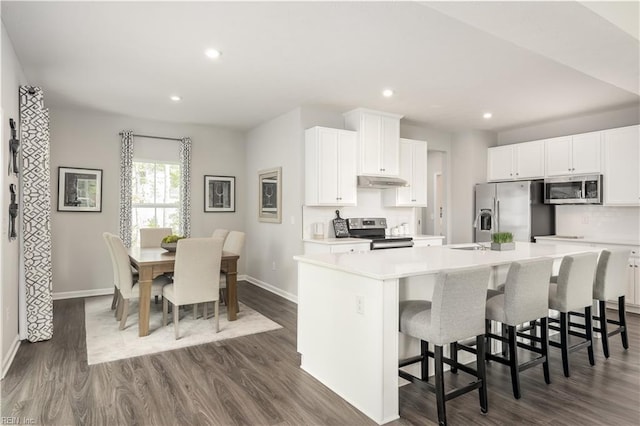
[[357, 175, 409, 188]]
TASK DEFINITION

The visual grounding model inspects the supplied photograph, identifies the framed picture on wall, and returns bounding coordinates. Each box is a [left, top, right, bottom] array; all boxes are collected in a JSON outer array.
[[204, 175, 235, 212], [57, 167, 103, 212], [258, 167, 282, 223]]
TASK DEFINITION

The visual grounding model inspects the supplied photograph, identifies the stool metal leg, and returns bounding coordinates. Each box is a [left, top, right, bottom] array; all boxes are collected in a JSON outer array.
[[598, 300, 610, 358], [507, 325, 521, 399], [540, 317, 551, 384], [585, 306, 595, 366], [560, 312, 570, 377], [421, 340, 429, 381], [476, 335, 488, 414], [434, 345, 446, 426], [450, 342, 458, 374], [619, 295, 629, 349]]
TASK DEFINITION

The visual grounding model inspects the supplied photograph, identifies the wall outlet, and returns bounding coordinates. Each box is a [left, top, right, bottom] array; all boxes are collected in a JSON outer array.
[[272, 261, 276, 271], [356, 295, 364, 315]]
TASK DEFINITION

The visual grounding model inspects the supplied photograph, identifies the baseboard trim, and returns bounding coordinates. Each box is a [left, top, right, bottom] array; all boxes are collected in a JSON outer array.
[[52, 287, 113, 300], [243, 275, 298, 304], [2, 334, 21, 379]]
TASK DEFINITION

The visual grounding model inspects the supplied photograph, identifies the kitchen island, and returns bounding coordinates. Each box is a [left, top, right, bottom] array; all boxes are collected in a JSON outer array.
[[293, 242, 599, 424]]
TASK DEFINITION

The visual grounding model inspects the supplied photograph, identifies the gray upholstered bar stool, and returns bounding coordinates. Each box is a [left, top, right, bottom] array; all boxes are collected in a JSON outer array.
[[547, 252, 598, 377], [398, 266, 491, 426], [484, 258, 554, 399], [569, 249, 630, 358]]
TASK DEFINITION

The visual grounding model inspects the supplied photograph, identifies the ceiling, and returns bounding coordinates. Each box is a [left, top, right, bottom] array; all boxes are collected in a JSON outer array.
[[2, 1, 638, 132]]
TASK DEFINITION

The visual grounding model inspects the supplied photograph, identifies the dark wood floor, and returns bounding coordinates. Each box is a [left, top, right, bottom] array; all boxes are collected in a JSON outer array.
[[2, 281, 639, 425]]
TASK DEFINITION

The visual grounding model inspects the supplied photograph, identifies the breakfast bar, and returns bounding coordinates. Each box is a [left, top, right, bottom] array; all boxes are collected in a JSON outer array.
[[294, 242, 600, 424]]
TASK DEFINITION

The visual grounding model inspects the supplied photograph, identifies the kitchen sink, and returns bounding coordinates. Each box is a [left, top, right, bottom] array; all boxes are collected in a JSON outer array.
[[449, 245, 487, 251]]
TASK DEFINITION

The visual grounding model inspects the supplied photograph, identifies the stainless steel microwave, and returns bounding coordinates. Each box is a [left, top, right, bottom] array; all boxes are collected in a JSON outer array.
[[544, 174, 602, 204]]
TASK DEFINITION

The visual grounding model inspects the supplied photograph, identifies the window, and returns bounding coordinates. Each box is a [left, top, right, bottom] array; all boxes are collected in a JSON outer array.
[[131, 161, 180, 245]]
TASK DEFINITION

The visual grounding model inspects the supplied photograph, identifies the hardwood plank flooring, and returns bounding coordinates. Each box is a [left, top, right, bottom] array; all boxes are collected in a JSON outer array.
[[1, 281, 639, 425]]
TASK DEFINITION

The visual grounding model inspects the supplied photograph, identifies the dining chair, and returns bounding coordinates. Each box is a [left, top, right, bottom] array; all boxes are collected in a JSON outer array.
[[107, 234, 171, 330], [103, 232, 120, 311], [162, 237, 224, 339], [211, 228, 230, 241], [220, 231, 245, 308], [399, 266, 491, 426], [139, 227, 173, 248]]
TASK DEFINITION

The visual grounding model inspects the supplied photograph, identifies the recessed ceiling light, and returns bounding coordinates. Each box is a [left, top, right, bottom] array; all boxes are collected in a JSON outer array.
[[382, 89, 394, 97], [205, 48, 221, 59], [170, 95, 181, 102], [483, 112, 493, 119]]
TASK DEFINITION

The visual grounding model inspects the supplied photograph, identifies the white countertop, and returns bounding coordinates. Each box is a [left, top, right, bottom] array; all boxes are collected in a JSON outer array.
[[303, 234, 444, 244], [535, 235, 640, 247], [294, 242, 599, 280]]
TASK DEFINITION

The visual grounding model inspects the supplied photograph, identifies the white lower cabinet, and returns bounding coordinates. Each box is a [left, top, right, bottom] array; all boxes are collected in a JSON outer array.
[[303, 241, 370, 254], [412, 238, 444, 247], [628, 256, 639, 306]]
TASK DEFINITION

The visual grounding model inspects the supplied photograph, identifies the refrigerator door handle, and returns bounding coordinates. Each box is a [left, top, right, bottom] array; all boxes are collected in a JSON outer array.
[[495, 198, 500, 232]]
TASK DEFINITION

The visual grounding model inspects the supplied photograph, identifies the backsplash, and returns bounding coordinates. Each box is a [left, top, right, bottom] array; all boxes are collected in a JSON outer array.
[[302, 189, 418, 239], [555, 205, 640, 242]]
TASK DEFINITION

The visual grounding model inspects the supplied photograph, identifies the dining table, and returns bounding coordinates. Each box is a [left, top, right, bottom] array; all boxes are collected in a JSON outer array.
[[127, 246, 240, 337]]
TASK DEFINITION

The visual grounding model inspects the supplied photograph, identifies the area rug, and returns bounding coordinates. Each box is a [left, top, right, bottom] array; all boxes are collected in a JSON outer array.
[[84, 295, 282, 365]]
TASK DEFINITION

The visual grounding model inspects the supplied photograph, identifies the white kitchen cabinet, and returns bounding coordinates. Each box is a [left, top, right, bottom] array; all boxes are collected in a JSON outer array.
[[303, 240, 370, 254], [603, 125, 640, 206], [343, 108, 403, 176], [487, 140, 544, 181], [305, 126, 357, 206], [627, 256, 638, 306], [412, 237, 444, 247], [545, 132, 601, 176], [383, 138, 427, 206]]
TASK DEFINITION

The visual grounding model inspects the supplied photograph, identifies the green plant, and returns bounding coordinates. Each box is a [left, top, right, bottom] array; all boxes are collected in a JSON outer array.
[[162, 235, 185, 244], [492, 232, 513, 244]]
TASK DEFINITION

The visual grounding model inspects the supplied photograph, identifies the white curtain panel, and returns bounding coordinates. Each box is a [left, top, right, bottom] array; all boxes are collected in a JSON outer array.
[[179, 137, 192, 237], [19, 86, 53, 342], [119, 130, 134, 247]]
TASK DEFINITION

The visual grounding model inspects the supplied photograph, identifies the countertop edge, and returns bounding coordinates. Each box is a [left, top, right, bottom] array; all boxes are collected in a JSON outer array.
[[535, 236, 640, 247]]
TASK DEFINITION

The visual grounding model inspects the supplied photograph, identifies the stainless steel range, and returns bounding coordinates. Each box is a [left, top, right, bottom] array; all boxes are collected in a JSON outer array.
[[347, 217, 413, 250]]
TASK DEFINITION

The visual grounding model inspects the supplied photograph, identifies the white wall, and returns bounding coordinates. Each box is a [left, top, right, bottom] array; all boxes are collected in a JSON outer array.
[[244, 108, 304, 301], [1, 21, 27, 376], [450, 130, 496, 243], [497, 104, 640, 145], [48, 107, 245, 297], [555, 206, 640, 242]]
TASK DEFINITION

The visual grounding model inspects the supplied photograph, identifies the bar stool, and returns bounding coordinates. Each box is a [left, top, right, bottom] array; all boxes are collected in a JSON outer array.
[[547, 252, 598, 377], [569, 249, 630, 358], [398, 266, 491, 426], [484, 258, 554, 399]]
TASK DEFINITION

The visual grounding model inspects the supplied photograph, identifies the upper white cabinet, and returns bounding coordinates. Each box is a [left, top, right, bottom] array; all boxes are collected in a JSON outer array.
[[603, 125, 639, 206], [343, 108, 403, 176], [487, 140, 544, 182], [545, 132, 601, 176], [383, 138, 428, 207], [305, 126, 357, 206]]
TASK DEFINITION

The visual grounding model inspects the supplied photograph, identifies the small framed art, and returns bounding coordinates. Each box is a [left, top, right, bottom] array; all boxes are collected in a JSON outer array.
[[57, 167, 103, 212], [204, 175, 235, 212]]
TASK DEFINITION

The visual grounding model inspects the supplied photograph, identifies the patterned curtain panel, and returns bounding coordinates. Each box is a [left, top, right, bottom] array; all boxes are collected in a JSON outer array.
[[20, 86, 53, 342], [119, 131, 134, 247], [179, 137, 192, 237]]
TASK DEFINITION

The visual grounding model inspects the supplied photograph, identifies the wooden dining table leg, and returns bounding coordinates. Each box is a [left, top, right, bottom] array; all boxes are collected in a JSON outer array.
[[137, 265, 152, 337], [226, 258, 238, 321]]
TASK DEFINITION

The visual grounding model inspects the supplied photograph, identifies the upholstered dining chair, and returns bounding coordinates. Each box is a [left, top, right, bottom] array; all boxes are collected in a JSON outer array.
[[162, 237, 224, 339], [220, 231, 245, 308], [568, 249, 630, 358], [547, 252, 598, 377], [484, 258, 554, 399], [211, 228, 230, 241], [398, 266, 491, 426], [139, 227, 172, 248], [103, 232, 120, 311], [107, 233, 170, 330]]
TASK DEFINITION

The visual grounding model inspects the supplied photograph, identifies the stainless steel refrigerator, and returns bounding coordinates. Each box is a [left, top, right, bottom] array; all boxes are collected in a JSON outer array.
[[474, 180, 555, 243]]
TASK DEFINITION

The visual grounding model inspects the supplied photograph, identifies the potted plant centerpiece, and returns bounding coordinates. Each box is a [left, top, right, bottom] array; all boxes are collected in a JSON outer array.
[[160, 235, 185, 252], [491, 232, 515, 251]]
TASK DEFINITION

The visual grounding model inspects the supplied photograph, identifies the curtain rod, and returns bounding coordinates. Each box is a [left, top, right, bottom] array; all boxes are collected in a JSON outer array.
[[119, 132, 182, 142]]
